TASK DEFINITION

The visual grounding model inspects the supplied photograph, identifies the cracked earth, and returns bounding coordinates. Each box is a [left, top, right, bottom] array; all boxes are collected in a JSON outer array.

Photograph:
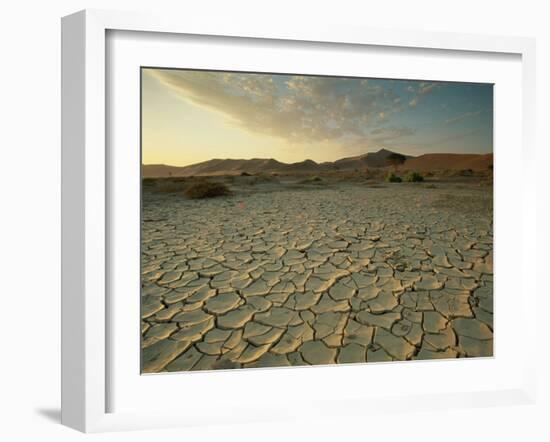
[[141, 182, 493, 373]]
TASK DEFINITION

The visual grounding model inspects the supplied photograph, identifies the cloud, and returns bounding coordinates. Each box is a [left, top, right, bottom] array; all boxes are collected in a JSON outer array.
[[146, 69, 407, 145], [445, 110, 482, 125], [418, 83, 436, 95], [408, 82, 438, 107], [370, 126, 416, 143]]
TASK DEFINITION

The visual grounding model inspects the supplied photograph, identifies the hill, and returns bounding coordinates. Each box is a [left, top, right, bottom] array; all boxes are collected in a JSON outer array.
[[142, 149, 493, 177], [401, 153, 493, 172]]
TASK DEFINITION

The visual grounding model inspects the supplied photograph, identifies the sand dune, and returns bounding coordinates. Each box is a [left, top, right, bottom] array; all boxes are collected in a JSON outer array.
[[142, 149, 493, 177], [143, 158, 320, 177], [401, 153, 493, 172]]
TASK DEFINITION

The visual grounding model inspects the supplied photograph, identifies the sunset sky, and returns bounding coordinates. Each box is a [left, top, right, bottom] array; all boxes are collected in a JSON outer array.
[[142, 68, 493, 167]]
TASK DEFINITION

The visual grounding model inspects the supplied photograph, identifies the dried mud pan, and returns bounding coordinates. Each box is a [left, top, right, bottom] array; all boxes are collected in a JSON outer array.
[[141, 181, 493, 373]]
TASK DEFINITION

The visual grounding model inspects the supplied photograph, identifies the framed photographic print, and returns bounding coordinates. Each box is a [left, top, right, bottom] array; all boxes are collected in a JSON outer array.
[[139, 68, 494, 373], [61, 9, 537, 432]]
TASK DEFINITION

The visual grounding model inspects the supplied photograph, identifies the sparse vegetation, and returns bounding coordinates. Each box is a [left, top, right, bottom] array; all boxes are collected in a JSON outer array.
[[405, 171, 424, 182], [240, 171, 252, 176], [385, 172, 402, 183], [183, 181, 231, 199], [299, 175, 324, 184]]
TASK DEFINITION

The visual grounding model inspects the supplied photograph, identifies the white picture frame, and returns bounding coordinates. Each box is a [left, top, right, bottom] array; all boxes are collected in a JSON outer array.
[[61, 9, 537, 433]]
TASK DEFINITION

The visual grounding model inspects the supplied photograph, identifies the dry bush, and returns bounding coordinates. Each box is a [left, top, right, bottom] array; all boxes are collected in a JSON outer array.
[[298, 175, 324, 184], [405, 171, 424, 182], [385, 172, 402, 183], [183, 182, 231, 199]]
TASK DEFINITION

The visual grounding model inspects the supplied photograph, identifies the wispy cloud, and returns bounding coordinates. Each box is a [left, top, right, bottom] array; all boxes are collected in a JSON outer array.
[[370, 126, 416, 143], [146, 70, 407, 145], [445, 110, 481, 125], [144, 70, 493, 160], [408, 82, 438, 107]]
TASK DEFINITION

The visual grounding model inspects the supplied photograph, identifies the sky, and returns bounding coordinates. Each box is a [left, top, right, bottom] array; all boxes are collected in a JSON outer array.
[[142, 68, 493, 167]]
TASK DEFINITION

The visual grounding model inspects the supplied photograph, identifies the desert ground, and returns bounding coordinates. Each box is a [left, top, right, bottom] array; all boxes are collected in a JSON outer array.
[[140, 170, 493, 373]]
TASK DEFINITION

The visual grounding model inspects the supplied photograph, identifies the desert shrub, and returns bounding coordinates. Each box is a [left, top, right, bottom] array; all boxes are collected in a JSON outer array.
[[460, 168, 474, 176], [299, 175, 324, 184], [405, 171, 424, 182], [385, 172, 402, 183], [183, 182, 231, 199]]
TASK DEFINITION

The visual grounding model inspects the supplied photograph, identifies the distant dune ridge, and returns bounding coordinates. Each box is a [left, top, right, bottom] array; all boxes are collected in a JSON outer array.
[[142, 149, 493, 177], [401, 153, 493, 172]]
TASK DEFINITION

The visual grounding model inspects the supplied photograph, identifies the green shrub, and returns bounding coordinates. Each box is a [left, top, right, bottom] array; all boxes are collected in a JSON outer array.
[[385, 172, 402, 183], [183, 182, 231, 199], [405, 171, 424, 182]]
